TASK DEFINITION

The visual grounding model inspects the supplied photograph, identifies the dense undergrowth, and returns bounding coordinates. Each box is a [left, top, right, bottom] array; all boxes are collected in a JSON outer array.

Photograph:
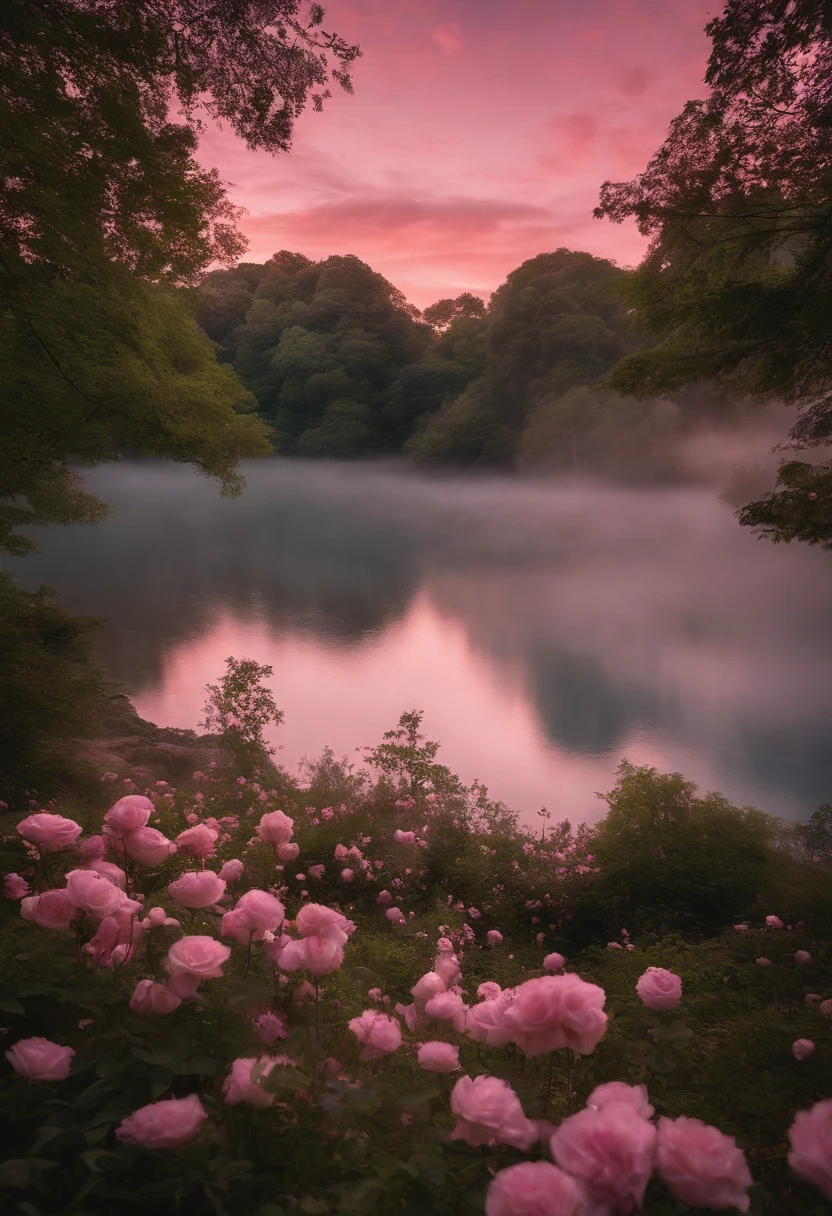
[[0, 668, 830, 1216]]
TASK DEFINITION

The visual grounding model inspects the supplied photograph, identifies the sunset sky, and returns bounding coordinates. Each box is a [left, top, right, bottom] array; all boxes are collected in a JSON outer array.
[[199, 0, 719, 309]]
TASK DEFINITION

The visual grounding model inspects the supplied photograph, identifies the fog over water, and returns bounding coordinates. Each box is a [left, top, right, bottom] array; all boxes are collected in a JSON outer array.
[[8, 458, 832, 828]]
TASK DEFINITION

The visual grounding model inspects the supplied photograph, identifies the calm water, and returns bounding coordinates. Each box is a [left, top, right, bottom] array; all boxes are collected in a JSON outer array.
[[8, 460, 832, 827]]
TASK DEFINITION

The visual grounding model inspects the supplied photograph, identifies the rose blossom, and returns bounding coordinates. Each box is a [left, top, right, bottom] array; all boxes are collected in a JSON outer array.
[[794, 950, 812, 964], [175, 824, 218, 858], [296, 903, 355, 944], [164, 935, 231, 984], [756, 957, 772, 967], [376, 889, 393, 905], [788, 1099, 832, 1199], [466, 989, 516, 1049], [485, 1161, 586, 1216], [394, 830, 415, 844], [168, 870, 226, 909], [340, 867, 354, 882], [636, 967, 682, 1011], [2, 873, 29, 899], [478, 982, 502, 1001], [657, 1115, 752, 1212], [103, 795, 153, 837], [301, 935, 345, 976], [78, 835, 106, 861], [125, 827, 174, 866], [256, 1011, 288, 1044], [587, 1081, 654, 1120], [21, 889, 78, 933], [5, 1036, 75, 1081], [65, 869, 127, 918], [765, 914, 784, 929], [223, 889, 285, 943], [385, 905, 404, 922], [412, 971, 447, 1008], [307, 864, 325, 880], [434, 951, 461, 987], [450, 1075, 538, 1151], [501, 973, 608, 1056], [218, 858, 244, 883], [348, 1010, 402, 1061], [222, 1056, 285, 1108], [487, 929, 503, 946], [256, 810, 294, 848], [116, 1094, 207, 1149], [418, 1041, 460, 1073], [424, 990, 467, 1031], [543, 952, 566, 972], [17, 812, 82, 852], [277, 841, 300, 862], [129, 979, 182, 1016], [793, 1038, 815, 1061], [820, 999, 832, 1017], [550, 1102, 657, 1213]]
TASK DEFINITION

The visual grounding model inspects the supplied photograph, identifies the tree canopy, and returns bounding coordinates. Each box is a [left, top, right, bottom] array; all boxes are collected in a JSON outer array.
[[0, 1, 359, 553], [596, 0, 832, 547]]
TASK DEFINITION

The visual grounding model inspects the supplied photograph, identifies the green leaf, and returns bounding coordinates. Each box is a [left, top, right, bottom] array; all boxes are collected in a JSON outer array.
[[80, 1149, 124, 1175], [394, 1087, 440, 1106], [0, 996, 25, 1016], [179, 1056, 222, 1077], [258, 1065, 313, 1094]]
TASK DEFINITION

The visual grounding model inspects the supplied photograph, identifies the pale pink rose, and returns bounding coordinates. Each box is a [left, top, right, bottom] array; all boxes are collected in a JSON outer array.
[[348, 1010, 403, 1061], [295, 903, 355, 944], [21, 889, 78, 933], [143, 906, 167, 929], [485, 1161, 586, 1216], [794, 950, 812, 965], [395, 1001, 422, 1032], [125, 827, 174, 866], [129, 979, 182, 1016], [17, 812, 82, 852], [166, 972, 202, 1000], [805, 993, 822, 1006], [466, 990, 516, 1049], [302, 935, 345, 976], [550, 1102, 657, 1213], [437, 937, 455, 952], [226, 889, 285, 940], [425, 990, 467, 1031], [256, 1012, 288, 1045], [478, 982, 502, 1001], [385, 906, 404, 922], [793, 1038, 815, 1061], [394, 830, 415, 844], [175, 824, 218, 858], [502, 973, 608, 1057], [544, 952, 566, 973], [417, 1041, 460, 1073], [6, 1036, 75, 1081], [164, 935, 231, 982], [450, 1075, 538, 1151], [218, 859, 245, 883], [636, 967, 682, 1011], [376, 889, 393, 905], [223, 1056, 288, 1108], [2, 873, 29, 899], [116, 1094, 207, 1149], [340, 868, 354, 882], [657, 1115, 752, 1212], [820, 999, 832, 1017], [275, 841, 299, 862], [85, 901, 143, 967], [434, 952, 461, 988], [486, 929, 503, 947], [788, 1099, 832, 1199], [765, 914, 784, 929], [65, 869, 126, 918], [257, 810, 294, 848], [587, 1081, 654, 1120], [307, 864, 325, 880], [103, 795, 153, 837], [333, 843, 349, 860], [271, 936, 309, 971], [168, 870, 226, 909], [87, 859, 127, 887], [756, 957, 772, 967], [734, 924, 749, 932], [412, 971, 447, 1009], [78, 835, 106, 861]]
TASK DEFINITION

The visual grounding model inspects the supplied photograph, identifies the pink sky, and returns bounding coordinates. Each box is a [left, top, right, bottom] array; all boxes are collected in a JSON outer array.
[[199, 0, 719, 309]]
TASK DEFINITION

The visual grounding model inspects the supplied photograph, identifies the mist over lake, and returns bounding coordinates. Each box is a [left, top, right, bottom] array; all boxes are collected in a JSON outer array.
[[8, 458, 832, 827]]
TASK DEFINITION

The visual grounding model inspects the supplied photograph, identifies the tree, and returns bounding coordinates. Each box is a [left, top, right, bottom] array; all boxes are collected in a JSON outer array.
[[595, 0, 832, 547], [1, 1, 360, 553], [202, 656, 284, 771], [422, 293, 487, 331]]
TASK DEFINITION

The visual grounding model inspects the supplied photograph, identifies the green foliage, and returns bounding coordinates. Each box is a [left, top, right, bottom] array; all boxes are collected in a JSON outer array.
[[362, 711, 462, 796], [202, 656, 285, 772], [0, 573, 104, 799]]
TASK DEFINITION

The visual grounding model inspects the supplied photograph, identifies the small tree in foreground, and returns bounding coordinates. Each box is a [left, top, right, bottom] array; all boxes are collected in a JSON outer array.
[[201, 656, 284, 764]]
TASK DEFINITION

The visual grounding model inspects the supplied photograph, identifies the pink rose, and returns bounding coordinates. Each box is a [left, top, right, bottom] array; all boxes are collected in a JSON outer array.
[[164, 935, 231, 983], [2, 873, 29, 899], [501, 973, 608, 1056], [657, 1115, 752, 1212], [450, 1074, 538, 1151], [788, 1099, 832, 1199], [550, 1102, 657, 1213], [116, 1094, 207, 1149], [434, 952, 461, 987], [418, 1041, 460, 1073], [376, 889, 393, 905], [103, 795, 153, 837], [277, 842, 300, 862], [85, 901, 143, 967], [255, 1012, 287, 1045], [425, 990, 467, 1031], [175, 824, 218, 858], [385, 906, 404, 922], [65, 869, 126, 918], [412, 971, 446, 1009], [485, 1161, 586, 1216], [478, 982, 502, 1001], [466, 990, 516, 1049], [587, 1081, 654, 1120], [805, 993, 822, 1006], [295, 903, 355, 944], [257, 810, 294, 847], [820, 999, 832, 1017], [765, 914, 784, 929], [78, 835, 106, 861], [302, 935, 345, 976], [222, 1056, 285, 1108], [307, 864, 325, 880], [348, 1010, 403, 1061], [218, 858, 245, 883], [794, 950, 812, 964], [756, 957, 772, 967], [5, 1036, 75, 1081], [544, 952, 566, 973], [125, 827, 174, 866], [17, 812, 82, 852], [793, 1038, 815, 1061], [21, 889, 78, 933], [636, 967, 682, 1011], [129, 980, 182, 1016], [394, 830, 415, 844], [334, 843, 350, 860], [486, 929, 504, 946], [340, 868, 354, 882], [168, 870, 226, 909], [223, 889, 285, 942], [87, 859, 127, 887]]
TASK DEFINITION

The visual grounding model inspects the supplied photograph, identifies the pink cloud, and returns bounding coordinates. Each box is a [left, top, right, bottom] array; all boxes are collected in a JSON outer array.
[[432, 21, 462, 55]]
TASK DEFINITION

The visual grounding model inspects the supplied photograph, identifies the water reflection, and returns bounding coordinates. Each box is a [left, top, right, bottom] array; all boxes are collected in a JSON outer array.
[[7, 459, 832, 825]]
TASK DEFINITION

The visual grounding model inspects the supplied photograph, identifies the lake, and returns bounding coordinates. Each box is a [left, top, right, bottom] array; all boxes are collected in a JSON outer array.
[[8, 459, 832, 829]]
